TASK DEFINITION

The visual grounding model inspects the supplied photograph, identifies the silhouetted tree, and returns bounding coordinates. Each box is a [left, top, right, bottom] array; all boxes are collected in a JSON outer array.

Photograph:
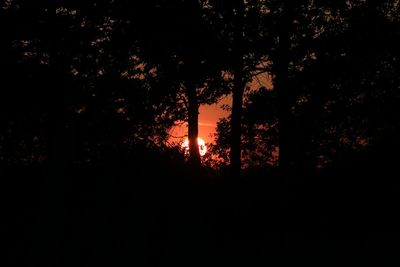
[[0, 1, 186, 167], [274, 0, 295, 174], [294, 0, 400, 168], [124, 0, 228, 166], [213, 0, 400, 174], [203, 0, 271, 175]]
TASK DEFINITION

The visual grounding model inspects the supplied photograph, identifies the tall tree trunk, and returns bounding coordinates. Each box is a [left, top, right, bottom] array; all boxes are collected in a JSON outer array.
[[276, 0, 294, 174], [230, 64, 244, 176], [37, 73, 70, 266], [230, 0, 245, 177], [187, 85, 201, 166], [38, 27, 76, 262]]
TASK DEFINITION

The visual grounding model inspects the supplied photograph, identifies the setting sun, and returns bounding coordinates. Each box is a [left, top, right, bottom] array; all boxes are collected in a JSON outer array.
[[182, 137, 207, 156]]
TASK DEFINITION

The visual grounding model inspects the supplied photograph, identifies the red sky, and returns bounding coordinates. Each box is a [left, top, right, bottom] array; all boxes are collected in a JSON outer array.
[[169, 95, 231, 144], [169, 71, 272, 145]]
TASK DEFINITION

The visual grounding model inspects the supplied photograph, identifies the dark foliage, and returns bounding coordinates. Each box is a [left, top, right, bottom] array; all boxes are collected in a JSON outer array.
[[2, 0, 400, 266]]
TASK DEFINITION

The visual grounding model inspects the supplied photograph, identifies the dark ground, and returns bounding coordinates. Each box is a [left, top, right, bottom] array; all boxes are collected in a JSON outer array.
[[3, 152, 400, 267]]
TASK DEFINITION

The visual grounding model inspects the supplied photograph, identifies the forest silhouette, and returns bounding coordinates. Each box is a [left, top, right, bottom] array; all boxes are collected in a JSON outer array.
[[2, 0, 400, 266]]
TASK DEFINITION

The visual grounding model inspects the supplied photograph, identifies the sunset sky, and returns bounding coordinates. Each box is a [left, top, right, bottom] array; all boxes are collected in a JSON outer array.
[[169, 95, 231, 144], [169, 71, 272, 145]]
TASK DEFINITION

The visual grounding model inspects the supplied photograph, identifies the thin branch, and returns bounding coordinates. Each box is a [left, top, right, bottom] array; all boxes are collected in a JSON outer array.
[[167, 133, 188, 139]]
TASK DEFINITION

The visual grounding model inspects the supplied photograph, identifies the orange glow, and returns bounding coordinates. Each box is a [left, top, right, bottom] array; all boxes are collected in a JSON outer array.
[[182, 137, 207, 156], [168, 96, 231, 145], [169, 71, 272, 145]]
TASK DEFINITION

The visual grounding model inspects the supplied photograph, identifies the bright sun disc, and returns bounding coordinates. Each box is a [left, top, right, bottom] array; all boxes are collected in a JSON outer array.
[[182, 137, 207, 156]]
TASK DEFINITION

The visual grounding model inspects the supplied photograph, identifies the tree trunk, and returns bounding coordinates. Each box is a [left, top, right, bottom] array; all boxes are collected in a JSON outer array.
[[37, 70, 71, 266], [187, 85, 201, 166], [230, 65, 244, 176], [276, 0, 294, 174], [230, 0, 245, 177]]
